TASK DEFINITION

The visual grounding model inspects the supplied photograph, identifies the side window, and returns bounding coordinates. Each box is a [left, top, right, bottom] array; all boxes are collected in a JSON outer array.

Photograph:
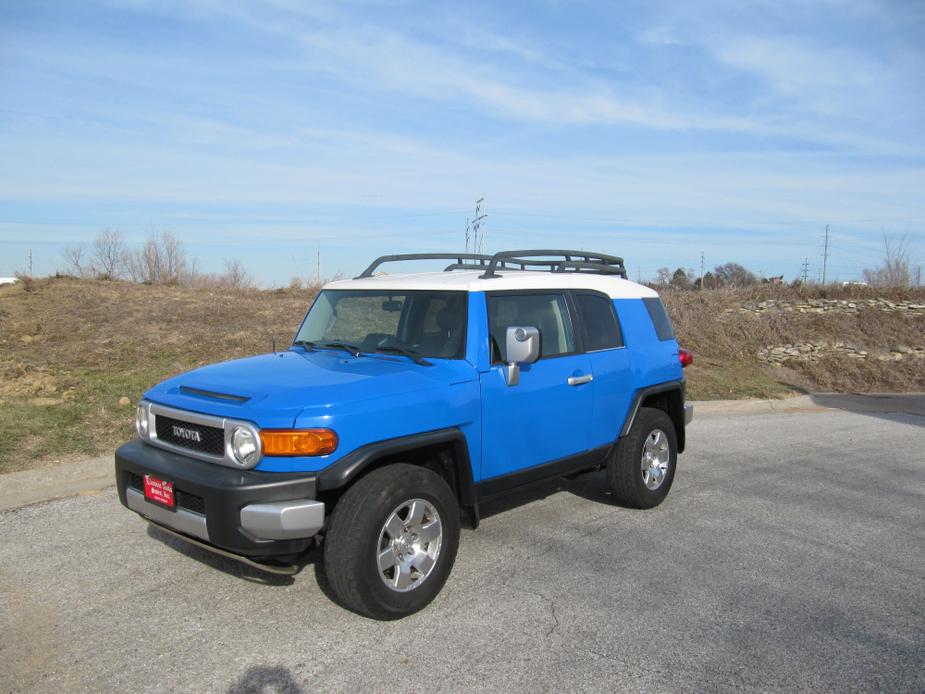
[[488, 293, 575, 362], [642, 297, 675, 341], [575, 293, 623, 350]]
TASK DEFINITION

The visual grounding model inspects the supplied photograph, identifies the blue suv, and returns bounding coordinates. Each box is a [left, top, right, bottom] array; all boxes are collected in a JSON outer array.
[[115, 250, 693, 619]]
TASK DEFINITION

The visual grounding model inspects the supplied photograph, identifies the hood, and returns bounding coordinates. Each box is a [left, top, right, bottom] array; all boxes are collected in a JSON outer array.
[[145, 348, 477, 427]]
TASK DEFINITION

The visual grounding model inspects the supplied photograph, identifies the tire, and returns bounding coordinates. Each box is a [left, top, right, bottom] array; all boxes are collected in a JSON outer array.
[[323, 463, 460, 620], [607, 407, 677, 509]]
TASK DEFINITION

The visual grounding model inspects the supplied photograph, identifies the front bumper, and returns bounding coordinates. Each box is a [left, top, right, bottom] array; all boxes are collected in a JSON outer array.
[[115, 439, 323, 558]]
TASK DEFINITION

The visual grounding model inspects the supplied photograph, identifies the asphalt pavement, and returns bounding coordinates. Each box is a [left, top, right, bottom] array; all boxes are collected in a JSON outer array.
[[1, 395, 923, 692]]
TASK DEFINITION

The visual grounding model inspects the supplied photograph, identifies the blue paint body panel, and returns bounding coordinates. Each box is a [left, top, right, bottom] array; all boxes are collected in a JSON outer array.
[[479, 355, 593, 481], [613, 298, 683, 389], [140, 292, 683, 479], [585, 344, 634, 448]]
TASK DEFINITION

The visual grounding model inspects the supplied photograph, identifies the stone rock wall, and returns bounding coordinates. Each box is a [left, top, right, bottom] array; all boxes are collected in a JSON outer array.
[[731, 299, 925, 316], [759, 342, 925, 364]]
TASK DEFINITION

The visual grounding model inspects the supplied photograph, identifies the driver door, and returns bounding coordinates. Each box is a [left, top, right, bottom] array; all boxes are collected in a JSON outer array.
[[479, 292, 593, 481]]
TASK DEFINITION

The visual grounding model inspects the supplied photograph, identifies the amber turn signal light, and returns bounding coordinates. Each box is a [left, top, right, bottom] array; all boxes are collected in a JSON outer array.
[[260, 429, 338, 456]]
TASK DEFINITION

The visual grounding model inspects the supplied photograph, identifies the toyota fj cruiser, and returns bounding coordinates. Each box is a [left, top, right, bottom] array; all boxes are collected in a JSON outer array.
[[115, 250, 693, 619]]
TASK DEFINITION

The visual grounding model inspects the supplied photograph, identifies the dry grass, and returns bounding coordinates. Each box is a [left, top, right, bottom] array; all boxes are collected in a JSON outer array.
[[663, 285, 925, 399], [0, 278, 317, 473], [1, 278, 923, 472]]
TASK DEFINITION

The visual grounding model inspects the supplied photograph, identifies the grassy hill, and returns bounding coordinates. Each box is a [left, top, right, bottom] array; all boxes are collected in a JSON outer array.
[[1, 277, 923, 472]]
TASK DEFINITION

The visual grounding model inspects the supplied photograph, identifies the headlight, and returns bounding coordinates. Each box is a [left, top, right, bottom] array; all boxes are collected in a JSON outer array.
[[135, 403, 149, 438], [231, 426, 260, 466]]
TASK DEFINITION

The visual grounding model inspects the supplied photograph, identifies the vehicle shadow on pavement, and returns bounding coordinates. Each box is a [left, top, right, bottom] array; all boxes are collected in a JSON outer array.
[[227, 665, 304, 693], [144, 524, 363, 614], [146, 524, 318, 586], [810, 393, 925, 428]]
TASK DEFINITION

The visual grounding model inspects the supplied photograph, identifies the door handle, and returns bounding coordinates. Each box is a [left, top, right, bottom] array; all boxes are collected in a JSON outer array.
[[567, 374, 593, 386]]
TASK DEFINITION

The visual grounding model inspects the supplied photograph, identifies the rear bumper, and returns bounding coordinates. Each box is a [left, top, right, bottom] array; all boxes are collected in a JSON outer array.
[[115, 439, 323, 558], [684, 401, 694, 426]]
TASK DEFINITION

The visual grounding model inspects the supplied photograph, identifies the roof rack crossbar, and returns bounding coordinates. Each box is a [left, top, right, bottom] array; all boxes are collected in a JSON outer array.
[[356, 253, 494, 278], [478, 249, 626, 279]]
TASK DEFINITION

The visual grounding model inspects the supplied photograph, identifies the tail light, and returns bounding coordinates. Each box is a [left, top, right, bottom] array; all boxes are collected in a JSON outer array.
[[679, 348, 693, 368]]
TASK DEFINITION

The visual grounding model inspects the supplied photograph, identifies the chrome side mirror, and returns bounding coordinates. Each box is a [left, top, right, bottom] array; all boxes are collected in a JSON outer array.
[[504, 326, 539, 386]]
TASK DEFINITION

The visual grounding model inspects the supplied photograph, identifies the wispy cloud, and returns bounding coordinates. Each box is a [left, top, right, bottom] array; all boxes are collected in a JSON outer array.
[[0, 0, 923, 282]]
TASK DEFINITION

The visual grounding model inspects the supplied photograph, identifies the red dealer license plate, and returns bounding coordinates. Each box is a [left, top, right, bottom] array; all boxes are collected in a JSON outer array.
[[143, 474, 175, 510]]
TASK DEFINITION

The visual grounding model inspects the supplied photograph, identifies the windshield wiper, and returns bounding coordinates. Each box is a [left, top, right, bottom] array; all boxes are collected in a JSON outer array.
[[374, 345, 433, 366], [292, 340, 317, 351], [316, 341, 363, 357]]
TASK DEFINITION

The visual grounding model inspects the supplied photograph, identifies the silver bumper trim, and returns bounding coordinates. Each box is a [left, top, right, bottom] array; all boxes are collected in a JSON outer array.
[[684, 401, 694, 425], [240, 500, 325, 541], [126, 488, 209, 542]]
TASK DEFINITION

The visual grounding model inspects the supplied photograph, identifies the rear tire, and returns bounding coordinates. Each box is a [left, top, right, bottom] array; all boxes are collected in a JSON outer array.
[[607, 407, 677, 509], [323, 463, 460, 620]]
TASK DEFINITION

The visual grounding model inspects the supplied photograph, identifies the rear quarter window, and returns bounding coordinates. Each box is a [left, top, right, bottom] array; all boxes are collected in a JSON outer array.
[[642, 297, 675, 341], [575, 293, 623, 350]]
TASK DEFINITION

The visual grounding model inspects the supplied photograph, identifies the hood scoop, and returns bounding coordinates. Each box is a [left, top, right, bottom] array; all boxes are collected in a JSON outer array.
[[179, 385, 251, 404]]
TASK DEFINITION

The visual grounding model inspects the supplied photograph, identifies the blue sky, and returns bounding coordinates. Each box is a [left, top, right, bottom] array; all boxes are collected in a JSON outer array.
[[1, 0, 923, 285]]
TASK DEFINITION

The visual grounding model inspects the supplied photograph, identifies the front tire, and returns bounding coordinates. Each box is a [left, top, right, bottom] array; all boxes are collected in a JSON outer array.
[[323, 463, 460, 620], [607, 407, 677, 509]]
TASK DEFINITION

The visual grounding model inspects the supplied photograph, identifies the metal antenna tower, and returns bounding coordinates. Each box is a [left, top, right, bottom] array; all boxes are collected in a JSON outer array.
[[801, 257, 810, 284], [471, 198, 487, 254]]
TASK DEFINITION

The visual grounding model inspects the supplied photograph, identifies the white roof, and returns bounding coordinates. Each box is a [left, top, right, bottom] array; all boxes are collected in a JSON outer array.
[[325, 270, 658, 299]]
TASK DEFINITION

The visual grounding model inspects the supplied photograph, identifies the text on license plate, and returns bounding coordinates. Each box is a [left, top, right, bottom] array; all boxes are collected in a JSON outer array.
[[143, 474, 175, 509]]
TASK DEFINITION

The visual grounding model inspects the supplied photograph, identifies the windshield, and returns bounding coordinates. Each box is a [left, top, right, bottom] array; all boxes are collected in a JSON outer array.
[[295, 290, 468, 360]]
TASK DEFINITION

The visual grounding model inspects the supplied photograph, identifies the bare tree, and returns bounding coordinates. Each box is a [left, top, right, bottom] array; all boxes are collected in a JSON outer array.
[[714, 262, 757, 288], [221, 259, 255, 289], [92, 228, 128, 279], [127, 231, 188, 284], [863, 234, 914, 287], [655, 267, 672, 286], [62, 245, 88, 277]]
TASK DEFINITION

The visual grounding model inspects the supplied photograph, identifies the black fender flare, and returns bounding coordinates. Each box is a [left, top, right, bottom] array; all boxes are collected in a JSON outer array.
[[316, 428, 478, 520], [621, 380, 687, 452]]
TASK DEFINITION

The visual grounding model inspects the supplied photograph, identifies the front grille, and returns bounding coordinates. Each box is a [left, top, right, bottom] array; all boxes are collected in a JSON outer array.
[[175, 489, 206, 515], [125, 471, 206, 515], [127, 471, 144, 492], [154, 415, 225, 457]]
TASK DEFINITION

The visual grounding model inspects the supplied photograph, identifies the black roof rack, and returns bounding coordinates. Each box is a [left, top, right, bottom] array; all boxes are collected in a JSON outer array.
[[478, 249, 626, 279], [356, 253, 494, 279], [355, 249, 627, 280]]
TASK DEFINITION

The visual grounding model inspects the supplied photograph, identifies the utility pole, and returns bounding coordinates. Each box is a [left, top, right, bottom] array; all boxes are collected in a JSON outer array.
[[28, 248, 33, 277], [464, 219, 470, 253], [471, 198, 487, 254], [699, 251, 705, 289], [822, 224, 830, 286], [801, 257, 810, 284], [637, 266, 642, 283]]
